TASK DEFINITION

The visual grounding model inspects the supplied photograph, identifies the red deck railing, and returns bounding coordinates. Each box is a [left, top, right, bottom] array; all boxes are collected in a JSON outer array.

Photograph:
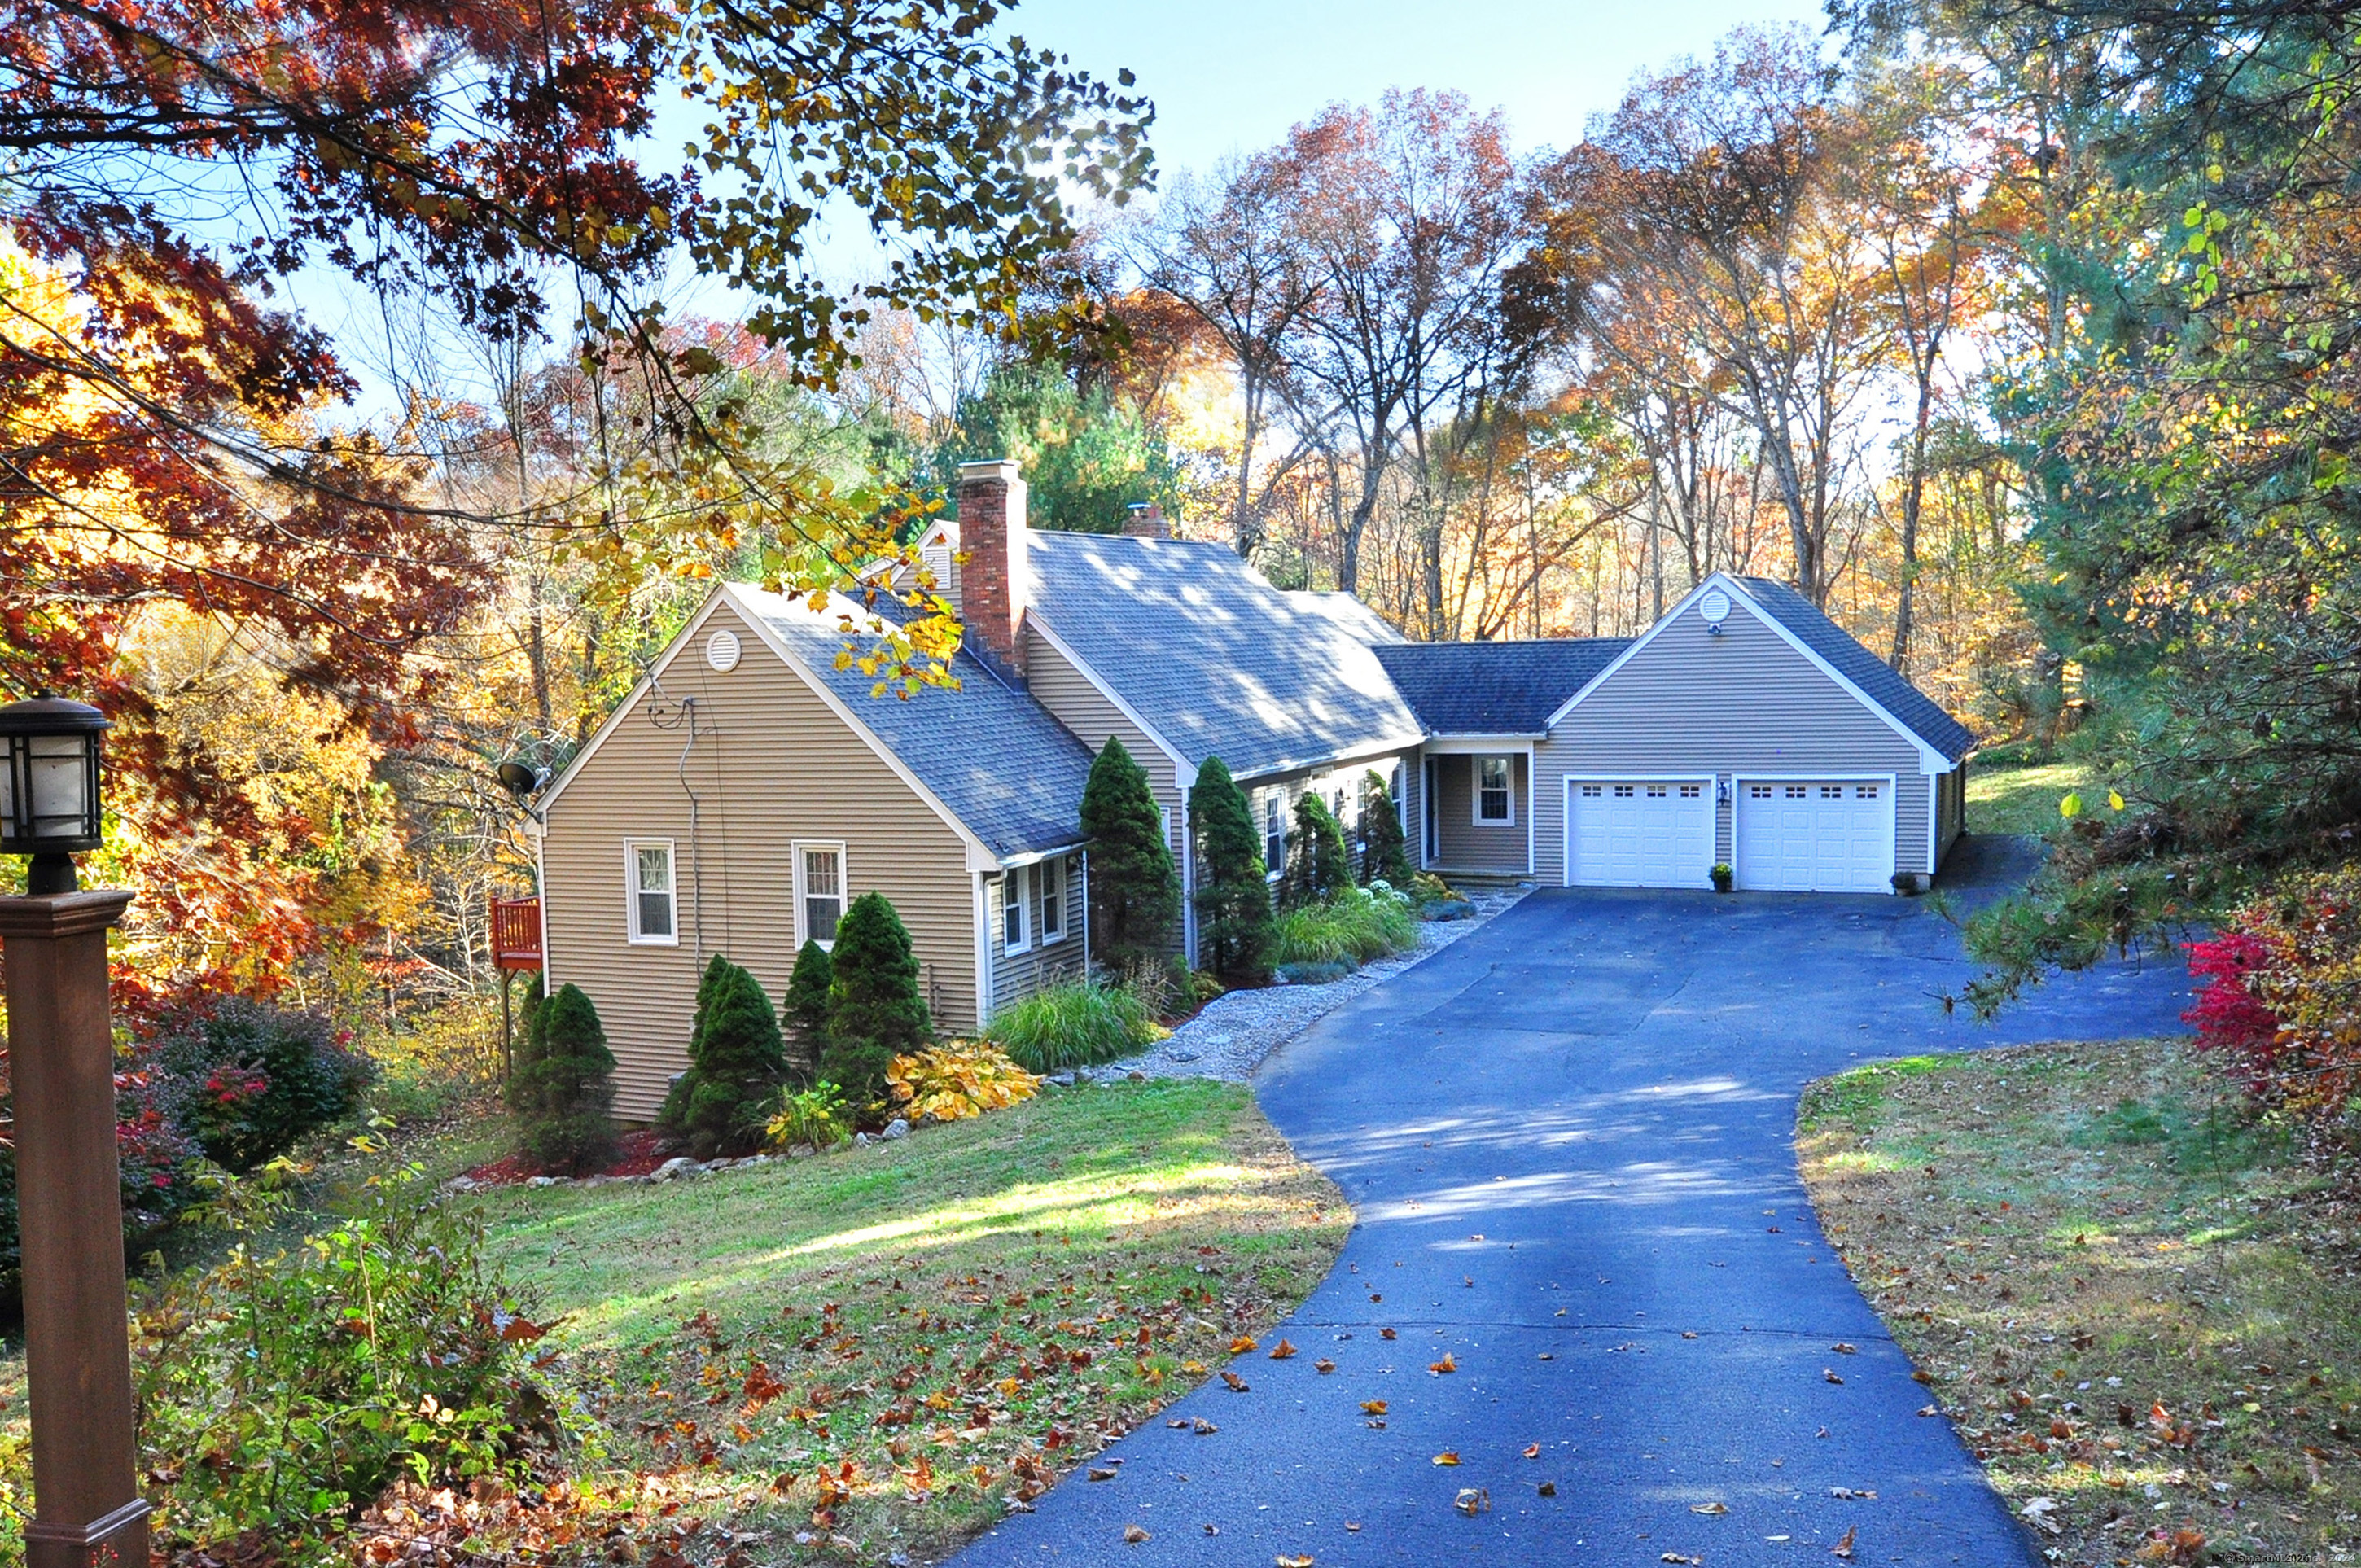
[[492, 898, 543, 971]]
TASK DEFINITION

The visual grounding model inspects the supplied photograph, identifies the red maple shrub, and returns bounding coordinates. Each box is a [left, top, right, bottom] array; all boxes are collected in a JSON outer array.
[[2184, 869, 2361, 1162]]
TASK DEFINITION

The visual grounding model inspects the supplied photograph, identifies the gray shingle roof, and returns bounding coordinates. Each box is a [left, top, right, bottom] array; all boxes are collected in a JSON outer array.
[[1731, 576, 1973, 760], [1026, 532, 1427, 780], [1373, 638, 1632, 734], [732, 586, 1094, 858]]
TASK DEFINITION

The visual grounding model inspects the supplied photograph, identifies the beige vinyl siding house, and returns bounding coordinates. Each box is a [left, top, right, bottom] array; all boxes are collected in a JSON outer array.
[[1427, 751, 1532, 875], [987, 854, 1088, 1012], [536, 596, 988, 1121]]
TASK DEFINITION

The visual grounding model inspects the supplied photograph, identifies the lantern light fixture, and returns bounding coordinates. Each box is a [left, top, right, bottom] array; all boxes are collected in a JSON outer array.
[[0, 690, 108, 895]]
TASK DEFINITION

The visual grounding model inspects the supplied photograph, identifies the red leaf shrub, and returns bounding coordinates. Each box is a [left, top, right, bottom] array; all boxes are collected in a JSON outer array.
[[2184, 869, 2361, 1161]]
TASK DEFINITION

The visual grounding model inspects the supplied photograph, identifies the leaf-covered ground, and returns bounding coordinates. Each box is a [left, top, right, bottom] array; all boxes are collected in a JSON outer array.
[[470, 1077, 1347, 1565], [1798, 1039, 2361, 1567]]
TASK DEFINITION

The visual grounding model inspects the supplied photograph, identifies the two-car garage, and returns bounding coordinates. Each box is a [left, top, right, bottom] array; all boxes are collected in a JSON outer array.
[[1563, 775, 1896, 894]]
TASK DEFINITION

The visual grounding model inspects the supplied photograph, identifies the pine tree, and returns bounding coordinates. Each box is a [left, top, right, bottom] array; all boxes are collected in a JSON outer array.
[[822, 892, 931, 1105], [1080, 735, 1179, 967], [781, 939, 833, 1084], [1278, 791, 1352, 910], [510, 983, 619, 1176], [659, 955, 788, 1158], [1358, 769, 1413, 887], [1189, 756, 1275, 985]]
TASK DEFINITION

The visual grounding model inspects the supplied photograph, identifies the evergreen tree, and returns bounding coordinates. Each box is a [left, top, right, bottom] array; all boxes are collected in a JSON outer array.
[[1277, 791, 1352, 910], [510, 983, 618, 1176], [1080, 735, 1180, 966], [1189, 756, 1275, 985], [659, 955, 788, 1158], [822, 892, 931, 1105], [1358, 769, 1413, 887], [781, 939, 833, 1084]]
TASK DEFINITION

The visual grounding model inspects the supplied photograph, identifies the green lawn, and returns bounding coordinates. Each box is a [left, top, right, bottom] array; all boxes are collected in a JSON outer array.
[[471, 1078, 1347, 1563], [1798, 1040, 2361, 1567], [1967, 758, 2098, 838]]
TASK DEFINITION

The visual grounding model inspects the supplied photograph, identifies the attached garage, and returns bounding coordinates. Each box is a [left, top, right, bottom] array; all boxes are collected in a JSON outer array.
[[1732, 778, 1895, 893], [1566, 777, 1715, 888]]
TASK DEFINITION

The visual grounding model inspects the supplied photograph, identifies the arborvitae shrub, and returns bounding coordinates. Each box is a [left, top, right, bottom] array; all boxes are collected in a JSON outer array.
[[1189, 756, 1274, 985], [781, 938, 833, 1084], [1080, 735, 1179, 968], [1358, 769, 1413, 887], [510, 982, 618, 1175], [659, 954, 787, 1157], [1277, 791, 1352, 911], [822, 892, 931, 1106]]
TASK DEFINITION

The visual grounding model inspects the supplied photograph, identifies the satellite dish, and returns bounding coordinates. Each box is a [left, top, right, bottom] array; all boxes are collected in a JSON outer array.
[[1699, 589, 1732, 626], [497, 760, 549, 797]]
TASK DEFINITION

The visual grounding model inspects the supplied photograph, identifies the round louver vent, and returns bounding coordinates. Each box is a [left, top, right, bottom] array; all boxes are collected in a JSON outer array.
[[706, 628, 742, 672], [1699, 589, 1731, 625]]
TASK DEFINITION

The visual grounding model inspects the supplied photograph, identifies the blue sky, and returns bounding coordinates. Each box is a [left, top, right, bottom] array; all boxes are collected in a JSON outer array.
[[1011, 0, 1833, 179]]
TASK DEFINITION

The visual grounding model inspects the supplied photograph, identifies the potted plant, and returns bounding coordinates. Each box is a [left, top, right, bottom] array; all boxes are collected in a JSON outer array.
[[1710, 863, 1734, 893]]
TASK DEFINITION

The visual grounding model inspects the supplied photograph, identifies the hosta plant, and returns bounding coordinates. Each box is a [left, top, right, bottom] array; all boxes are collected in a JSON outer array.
[[886, 1042, 1041, 1124]]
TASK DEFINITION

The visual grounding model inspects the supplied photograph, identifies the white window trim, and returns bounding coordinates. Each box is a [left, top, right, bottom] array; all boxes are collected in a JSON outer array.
[[793, 839, 848, 951], [1038, 856, 1068, 944], [1474, 755, 1517, 827], [624, 837, 678, 946], [1262, 790, 1286, 883], [1003, 865, 1032, 955]]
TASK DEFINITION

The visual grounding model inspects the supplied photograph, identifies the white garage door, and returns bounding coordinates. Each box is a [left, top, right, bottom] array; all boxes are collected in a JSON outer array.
[[1566, 780, 1715, 888], [1734, 780, 1894, 892]]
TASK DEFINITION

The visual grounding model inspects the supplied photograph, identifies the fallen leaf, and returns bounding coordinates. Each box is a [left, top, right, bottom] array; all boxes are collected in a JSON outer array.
[[1833, 1525, 1857, 1558], [1360, 1400, 1388, 1416], [1429, 1353, 1458, 1375], [1536, 1351, 1554, 1360], [1433, 1452, 1461, 1465], [1662, 1557, 1701, 1566], [1380, 1328, 1398, 1341], [1124, 1525, 1150, 1544], [1829, 1487, 1877, 1500], [1916, 1405, 1939, 1417], [1202, 1524, 1218, 1536], [1832, 1342, 1858, 1355], [1313, 1358, 1336, 1374], [1824, 1369, 1846, 1385], [1230, 1337, 1259, 1355], [1167, 1418, 1190, 1429], [1269, 1339, 1298, 1360], [1522, 1443, 1540, 1459], [1537, 1480, 1557, 1496], [1088, 1466, 1119, 1482], [1681, 1331, 1699, 1339], [1692, 1501, 1728, 1515], [1222, 1372, 1249, 1392], [1275, 1557, 1314, 1568], [1453, 1487, 1491, 1516], [1193, 1418, 1218, 1434], [1345, 1522, 1361, 1532]]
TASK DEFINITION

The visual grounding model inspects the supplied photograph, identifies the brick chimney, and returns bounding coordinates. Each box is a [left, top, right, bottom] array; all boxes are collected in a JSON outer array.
[[1121, 501, 1171, 539], [956, 458, 1027, 681]]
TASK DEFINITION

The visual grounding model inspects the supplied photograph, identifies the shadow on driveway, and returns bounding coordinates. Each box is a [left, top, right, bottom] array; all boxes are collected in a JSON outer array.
[[957, 848, 2190, 1566]]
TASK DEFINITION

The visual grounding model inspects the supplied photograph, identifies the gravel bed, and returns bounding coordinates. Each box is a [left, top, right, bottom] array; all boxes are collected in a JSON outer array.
[[1071, 887, 1531, 1086]]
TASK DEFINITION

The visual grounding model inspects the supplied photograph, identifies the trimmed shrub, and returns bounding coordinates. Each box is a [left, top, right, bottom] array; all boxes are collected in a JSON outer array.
[[1271, 886, 1420, 968], [509, 983, 617, 1176], [781, 938, 833, 1084], [823, 892, 931, 1105], [659, 954, 787, 1158], [1277, 791, 1352, 911], [1191, 755, 1275, 986], [986, 978, 1163, 1072], [146, 996, 372, 1173], [1357, 769, 1413, 887], [887, 1043, 1041, 1123], [1082, 735, 1180, 967]]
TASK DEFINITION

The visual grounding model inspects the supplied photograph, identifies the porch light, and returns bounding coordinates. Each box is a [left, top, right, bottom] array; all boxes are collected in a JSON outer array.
[[0, 691, 109, 895]]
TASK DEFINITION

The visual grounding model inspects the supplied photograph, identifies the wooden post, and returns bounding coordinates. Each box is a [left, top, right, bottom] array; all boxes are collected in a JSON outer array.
[[499, 969, 514, 1084], [0, 890, 150, 1567]]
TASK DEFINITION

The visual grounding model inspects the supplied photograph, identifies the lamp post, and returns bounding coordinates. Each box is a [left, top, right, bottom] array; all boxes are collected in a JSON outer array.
[[0, 691, 150, 1567]]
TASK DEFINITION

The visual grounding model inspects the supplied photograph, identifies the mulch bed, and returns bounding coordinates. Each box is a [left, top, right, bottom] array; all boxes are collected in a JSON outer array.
[[462, 1128, 671, 1187]]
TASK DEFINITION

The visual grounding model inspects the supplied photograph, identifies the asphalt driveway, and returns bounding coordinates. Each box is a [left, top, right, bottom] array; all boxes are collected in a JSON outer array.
[[956, 839, 2194, 1566]]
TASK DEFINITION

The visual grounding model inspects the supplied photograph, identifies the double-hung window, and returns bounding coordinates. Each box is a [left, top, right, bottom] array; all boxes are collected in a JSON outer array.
[[1475, 756, 1514, 826], [626, 839, 677, 944], [1003, 866, 1031, 954], [1036, 856, 1065, 944], [796, 843, 844, 948], [1262, 792, 1285, 877]]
